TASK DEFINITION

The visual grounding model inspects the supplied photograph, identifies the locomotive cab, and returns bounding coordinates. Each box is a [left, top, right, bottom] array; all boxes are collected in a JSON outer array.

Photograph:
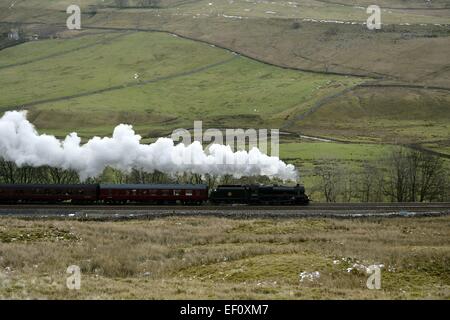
[[294, 184, 310, 205]]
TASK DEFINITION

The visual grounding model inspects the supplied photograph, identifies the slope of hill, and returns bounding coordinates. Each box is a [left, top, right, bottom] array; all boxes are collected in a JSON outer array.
[[0, 0, 449, 154], [0, 31, 362, 138], [2, 0, 449, 83], [292, 86, 450, 146]]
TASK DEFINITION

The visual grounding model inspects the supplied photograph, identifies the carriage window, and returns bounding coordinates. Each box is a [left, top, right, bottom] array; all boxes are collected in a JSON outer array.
[[186, 190, 193, 196], [162, 190, 169, 196], [174, 190, 181, 196]]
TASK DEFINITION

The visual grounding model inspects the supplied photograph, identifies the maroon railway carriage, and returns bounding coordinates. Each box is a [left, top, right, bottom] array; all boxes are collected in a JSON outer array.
[[99, 184, 209, 204], [0, 184, 99, 203]]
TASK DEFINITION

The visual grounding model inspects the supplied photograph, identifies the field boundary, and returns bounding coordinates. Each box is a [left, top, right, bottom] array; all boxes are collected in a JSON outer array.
[[0, 20, 382, 79]]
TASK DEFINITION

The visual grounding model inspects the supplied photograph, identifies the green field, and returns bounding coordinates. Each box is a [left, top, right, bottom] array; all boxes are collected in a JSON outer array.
[[0, 31, 362, 138], [280, 141, 392, 161]]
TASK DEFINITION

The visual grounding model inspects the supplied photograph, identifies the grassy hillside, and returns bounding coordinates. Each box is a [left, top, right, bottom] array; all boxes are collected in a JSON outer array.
[[0, 0, 448, 186], [1, 0, 449, 84], [0, 31, 362, 138], [292, 86, 450, 150]]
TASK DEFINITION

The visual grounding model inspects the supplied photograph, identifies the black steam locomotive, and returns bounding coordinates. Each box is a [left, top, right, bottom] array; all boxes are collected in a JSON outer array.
[[0, 183, 310, 205], [210, 184, 309, 205]]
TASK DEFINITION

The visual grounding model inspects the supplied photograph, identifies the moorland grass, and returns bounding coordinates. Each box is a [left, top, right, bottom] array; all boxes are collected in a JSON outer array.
[[0, 216, 448, 299]]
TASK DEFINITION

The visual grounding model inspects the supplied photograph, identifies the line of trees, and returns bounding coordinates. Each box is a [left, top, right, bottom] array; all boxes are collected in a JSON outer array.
[[314, 148, 449, 202], [1, 147, 448, 202], [0, 159, 279, 191], [0, 162, 79, 184]]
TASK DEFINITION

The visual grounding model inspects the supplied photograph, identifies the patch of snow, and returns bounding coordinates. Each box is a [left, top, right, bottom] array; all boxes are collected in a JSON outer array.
[[299, 271, 320, 282]]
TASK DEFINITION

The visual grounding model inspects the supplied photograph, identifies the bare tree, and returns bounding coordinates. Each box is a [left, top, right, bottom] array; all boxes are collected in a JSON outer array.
[[341, 172, 357, 202], [383, 148, 410, 202], [46, 167, 79, 184], [0, 160, 41, 183], [314, 165, 341, 203], [359, 163, 384, 202], [416, 152, 446, 202], [383, 147, 448, 202], [0, 159, 16, 183], [0, 159, 81, 184], [204, 174, 220, 190], [127, 169, 172, 184]]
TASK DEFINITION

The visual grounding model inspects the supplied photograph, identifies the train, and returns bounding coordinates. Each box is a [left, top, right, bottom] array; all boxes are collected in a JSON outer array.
[[0, 183, 310, 205]]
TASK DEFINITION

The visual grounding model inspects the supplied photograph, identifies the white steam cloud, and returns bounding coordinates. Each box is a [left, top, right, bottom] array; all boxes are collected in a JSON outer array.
[[0, 111, 298, 181]]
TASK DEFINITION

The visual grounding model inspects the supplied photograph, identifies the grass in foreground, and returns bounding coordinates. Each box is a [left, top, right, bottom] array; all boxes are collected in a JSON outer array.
[[0, 216, 448, 299]]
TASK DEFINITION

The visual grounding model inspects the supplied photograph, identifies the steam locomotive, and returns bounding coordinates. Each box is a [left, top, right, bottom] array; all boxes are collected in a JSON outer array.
[[0, 183, 310, 205]]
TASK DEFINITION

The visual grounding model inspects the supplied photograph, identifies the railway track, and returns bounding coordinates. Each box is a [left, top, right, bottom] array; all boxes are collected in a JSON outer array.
[[0, 203, 448, 219], [0, 203, 449, 210]]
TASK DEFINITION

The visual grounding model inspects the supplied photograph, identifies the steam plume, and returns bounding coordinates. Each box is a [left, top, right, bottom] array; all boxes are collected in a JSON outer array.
[[0, 111, 298, 181]]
